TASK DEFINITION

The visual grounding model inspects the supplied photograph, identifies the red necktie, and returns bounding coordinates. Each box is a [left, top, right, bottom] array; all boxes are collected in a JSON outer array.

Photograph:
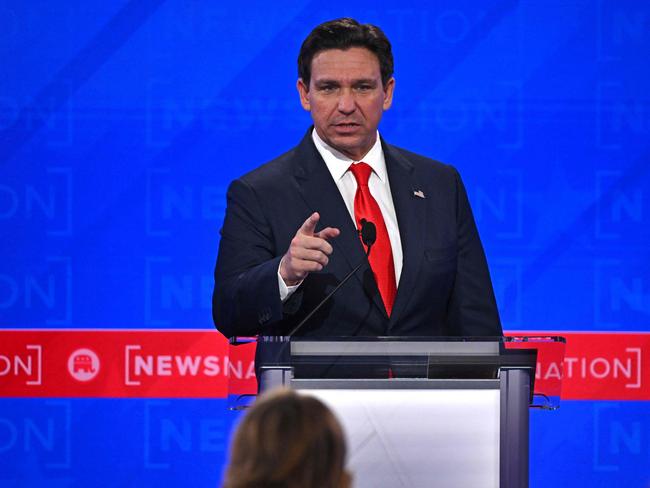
[[349, 162, 397, 316]]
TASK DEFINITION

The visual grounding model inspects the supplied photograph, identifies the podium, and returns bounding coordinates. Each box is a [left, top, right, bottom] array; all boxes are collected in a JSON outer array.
[[251, 336, 564, 488]]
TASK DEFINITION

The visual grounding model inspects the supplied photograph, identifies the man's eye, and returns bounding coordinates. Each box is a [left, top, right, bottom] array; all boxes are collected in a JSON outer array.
[[356, 85, 372, 91], [319, 86, 336, 93]]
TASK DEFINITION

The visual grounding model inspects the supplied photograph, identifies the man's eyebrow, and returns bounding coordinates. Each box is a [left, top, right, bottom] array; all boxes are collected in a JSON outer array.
[[313, 79, 340, 86], [313, 78, 379, 86], [352, 78, 378, 85]]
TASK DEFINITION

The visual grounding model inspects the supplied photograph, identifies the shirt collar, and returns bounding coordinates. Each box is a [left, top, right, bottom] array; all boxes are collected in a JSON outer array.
[[311, 128, 388, 183]]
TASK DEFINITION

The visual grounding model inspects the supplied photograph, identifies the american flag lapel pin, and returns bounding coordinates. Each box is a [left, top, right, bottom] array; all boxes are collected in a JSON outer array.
[[413, 189, 426, 199]]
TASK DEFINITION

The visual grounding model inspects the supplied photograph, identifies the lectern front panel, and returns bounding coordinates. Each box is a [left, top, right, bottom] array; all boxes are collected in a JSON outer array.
[[301, 388, 500, 488]]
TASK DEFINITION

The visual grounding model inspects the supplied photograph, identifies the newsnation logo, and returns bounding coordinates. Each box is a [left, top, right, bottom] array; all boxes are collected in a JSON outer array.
[[0, 330, 648, 399]]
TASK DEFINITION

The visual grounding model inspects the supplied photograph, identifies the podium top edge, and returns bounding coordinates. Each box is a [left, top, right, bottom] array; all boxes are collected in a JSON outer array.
[[290, 340, 504, 356], [231, 335, 566, 347]]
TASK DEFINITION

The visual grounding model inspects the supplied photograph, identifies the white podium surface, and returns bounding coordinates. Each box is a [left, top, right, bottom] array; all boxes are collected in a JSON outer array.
[[303, 388, 500, 488]]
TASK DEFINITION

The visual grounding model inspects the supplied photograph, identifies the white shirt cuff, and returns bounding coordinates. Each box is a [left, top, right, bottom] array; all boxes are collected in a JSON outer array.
[[278, 258, 302, 302]]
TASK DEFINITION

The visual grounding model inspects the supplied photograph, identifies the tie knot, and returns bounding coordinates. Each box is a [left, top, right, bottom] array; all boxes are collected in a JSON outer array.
[[349, 162, 373, 187]]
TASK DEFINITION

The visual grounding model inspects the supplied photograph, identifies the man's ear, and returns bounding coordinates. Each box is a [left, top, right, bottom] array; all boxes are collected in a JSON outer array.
[[382, 77, 395, 111], [297, 78, 311, 111]]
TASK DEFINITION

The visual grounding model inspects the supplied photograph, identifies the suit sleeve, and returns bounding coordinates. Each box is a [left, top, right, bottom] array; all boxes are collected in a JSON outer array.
[[446, 168, 503, 336], [212, 178, 294, 338]]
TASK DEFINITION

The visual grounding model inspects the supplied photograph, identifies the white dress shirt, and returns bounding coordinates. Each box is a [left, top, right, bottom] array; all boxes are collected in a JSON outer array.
[[278, 129, 404, 301]]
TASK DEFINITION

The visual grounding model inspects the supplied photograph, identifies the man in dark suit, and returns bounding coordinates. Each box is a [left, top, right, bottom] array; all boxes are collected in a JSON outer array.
[[212, 18, 502, 343]]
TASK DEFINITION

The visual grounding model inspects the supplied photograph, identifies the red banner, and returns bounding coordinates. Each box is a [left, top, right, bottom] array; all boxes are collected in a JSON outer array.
[[1, 330, 648, 400], [0, 330, 235, 398], [507, 332, 649, 401]]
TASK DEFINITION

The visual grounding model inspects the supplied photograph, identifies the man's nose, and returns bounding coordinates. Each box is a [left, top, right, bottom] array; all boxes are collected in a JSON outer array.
[[337, 91, 356, 114]]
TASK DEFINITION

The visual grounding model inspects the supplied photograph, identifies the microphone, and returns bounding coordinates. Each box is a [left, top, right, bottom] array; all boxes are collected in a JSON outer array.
[[286, 219, 376, 337]]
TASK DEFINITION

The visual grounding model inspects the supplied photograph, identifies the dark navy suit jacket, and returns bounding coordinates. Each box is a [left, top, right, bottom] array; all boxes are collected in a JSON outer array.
[[212, 131, 502, 341]]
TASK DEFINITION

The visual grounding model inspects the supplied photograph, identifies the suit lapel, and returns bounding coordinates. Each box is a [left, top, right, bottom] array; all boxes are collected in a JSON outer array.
[[292, 132, 387, 317], [383, 141, 426, 328]]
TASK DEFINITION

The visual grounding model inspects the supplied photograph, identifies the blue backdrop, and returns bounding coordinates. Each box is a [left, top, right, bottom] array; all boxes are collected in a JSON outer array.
[[1, 1, 649, 486]]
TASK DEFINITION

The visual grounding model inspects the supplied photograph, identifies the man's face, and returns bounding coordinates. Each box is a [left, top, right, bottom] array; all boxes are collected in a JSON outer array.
[[297, 47, 395, 161]]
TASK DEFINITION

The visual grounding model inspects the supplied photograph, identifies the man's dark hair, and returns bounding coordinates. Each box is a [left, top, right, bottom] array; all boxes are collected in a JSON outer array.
[[298, 17, 394, 88]]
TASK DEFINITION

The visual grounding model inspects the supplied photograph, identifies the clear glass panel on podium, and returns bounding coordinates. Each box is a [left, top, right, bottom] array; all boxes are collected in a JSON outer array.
[[232, 335, 566, 408], [504, 335, 566, 409]]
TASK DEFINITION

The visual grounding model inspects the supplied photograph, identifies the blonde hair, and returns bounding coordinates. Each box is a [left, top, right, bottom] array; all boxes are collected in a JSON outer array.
[[222, 389, 350, 488]]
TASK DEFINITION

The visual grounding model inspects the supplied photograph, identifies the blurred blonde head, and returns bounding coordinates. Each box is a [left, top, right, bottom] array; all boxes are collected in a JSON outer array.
[[223, 388, 350, 488]]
